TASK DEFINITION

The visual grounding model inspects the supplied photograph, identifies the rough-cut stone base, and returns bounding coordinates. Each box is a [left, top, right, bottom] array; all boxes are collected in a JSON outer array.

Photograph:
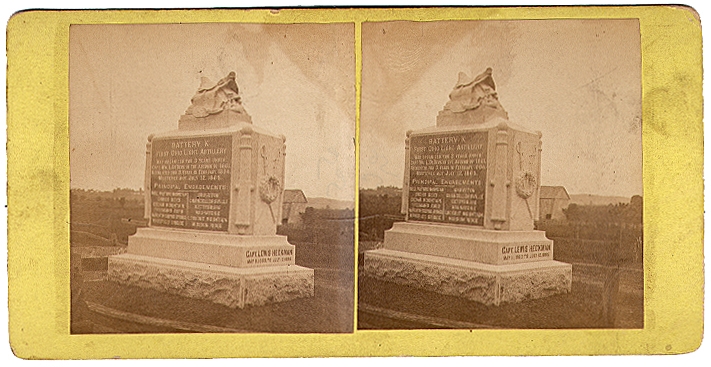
[[364, 249, 571, 306], [108, 254, 314, 309]]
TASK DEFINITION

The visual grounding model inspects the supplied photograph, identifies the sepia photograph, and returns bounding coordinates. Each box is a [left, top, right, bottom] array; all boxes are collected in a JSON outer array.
[[358, 19, 643, 329], [6, 6, 703, 359], [69, 23, 356, 333]]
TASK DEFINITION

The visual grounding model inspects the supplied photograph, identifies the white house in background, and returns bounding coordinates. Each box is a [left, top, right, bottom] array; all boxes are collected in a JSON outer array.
[[281, 189, 308, 226], [539, 186, 570, 220]]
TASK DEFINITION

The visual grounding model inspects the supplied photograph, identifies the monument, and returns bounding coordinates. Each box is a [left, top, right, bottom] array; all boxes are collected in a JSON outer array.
[[363, 68, 572, 306], [108, 72, 314, 309]]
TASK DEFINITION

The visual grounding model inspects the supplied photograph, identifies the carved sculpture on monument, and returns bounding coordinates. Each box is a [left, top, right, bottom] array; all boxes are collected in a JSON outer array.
[[185, 71, 251, 120], [179, 71, 253, 129], [364, 67, 572, 306], [437, 67, 509, 126], [109, 72, 314, 309]]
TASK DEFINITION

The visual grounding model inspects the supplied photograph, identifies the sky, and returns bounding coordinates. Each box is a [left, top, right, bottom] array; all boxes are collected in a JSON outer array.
[[69, 23, 355, 201], [360, 19, 642, 198]]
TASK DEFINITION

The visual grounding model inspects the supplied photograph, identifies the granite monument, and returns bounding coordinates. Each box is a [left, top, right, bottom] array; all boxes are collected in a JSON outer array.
[[363, 68, 572, 306], [108, 72, 315, 309]]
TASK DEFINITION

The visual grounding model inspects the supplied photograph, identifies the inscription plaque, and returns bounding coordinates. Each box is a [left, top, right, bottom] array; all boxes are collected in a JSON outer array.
[[150, 134, 232, 231], [408, 131, 487, 226], [245, 247, 295, 266], [501, 243, 553, 263]]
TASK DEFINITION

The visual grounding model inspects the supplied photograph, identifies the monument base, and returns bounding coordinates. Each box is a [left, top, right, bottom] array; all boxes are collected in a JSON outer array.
[[109, 254, 314, 309], [107, 228, 314, 309], [383, 222, 554, 265], [125, 228, 298, 268], [363, 249, 571, 306]]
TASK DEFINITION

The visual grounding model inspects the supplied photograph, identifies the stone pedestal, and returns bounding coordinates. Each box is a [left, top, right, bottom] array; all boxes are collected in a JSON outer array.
[[382, 222, 555, 265], [109, 228, 314, 308], [364, 249, 570, 306], [363, 68, 571, 306], [109, 254, 313, 309], [108, 227, 314, 308], [364, 222, 571, 306], [109, 72, 314, 308]]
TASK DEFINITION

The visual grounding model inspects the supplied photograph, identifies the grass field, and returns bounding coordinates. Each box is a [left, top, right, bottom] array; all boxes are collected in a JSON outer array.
[[72, 238, 355, 334], [358, 262, 643, 330]]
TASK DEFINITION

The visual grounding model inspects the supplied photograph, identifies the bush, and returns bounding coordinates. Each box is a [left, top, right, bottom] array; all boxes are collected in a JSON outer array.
[[279, 208, 354, 247], [358, 187, 405, 241]]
